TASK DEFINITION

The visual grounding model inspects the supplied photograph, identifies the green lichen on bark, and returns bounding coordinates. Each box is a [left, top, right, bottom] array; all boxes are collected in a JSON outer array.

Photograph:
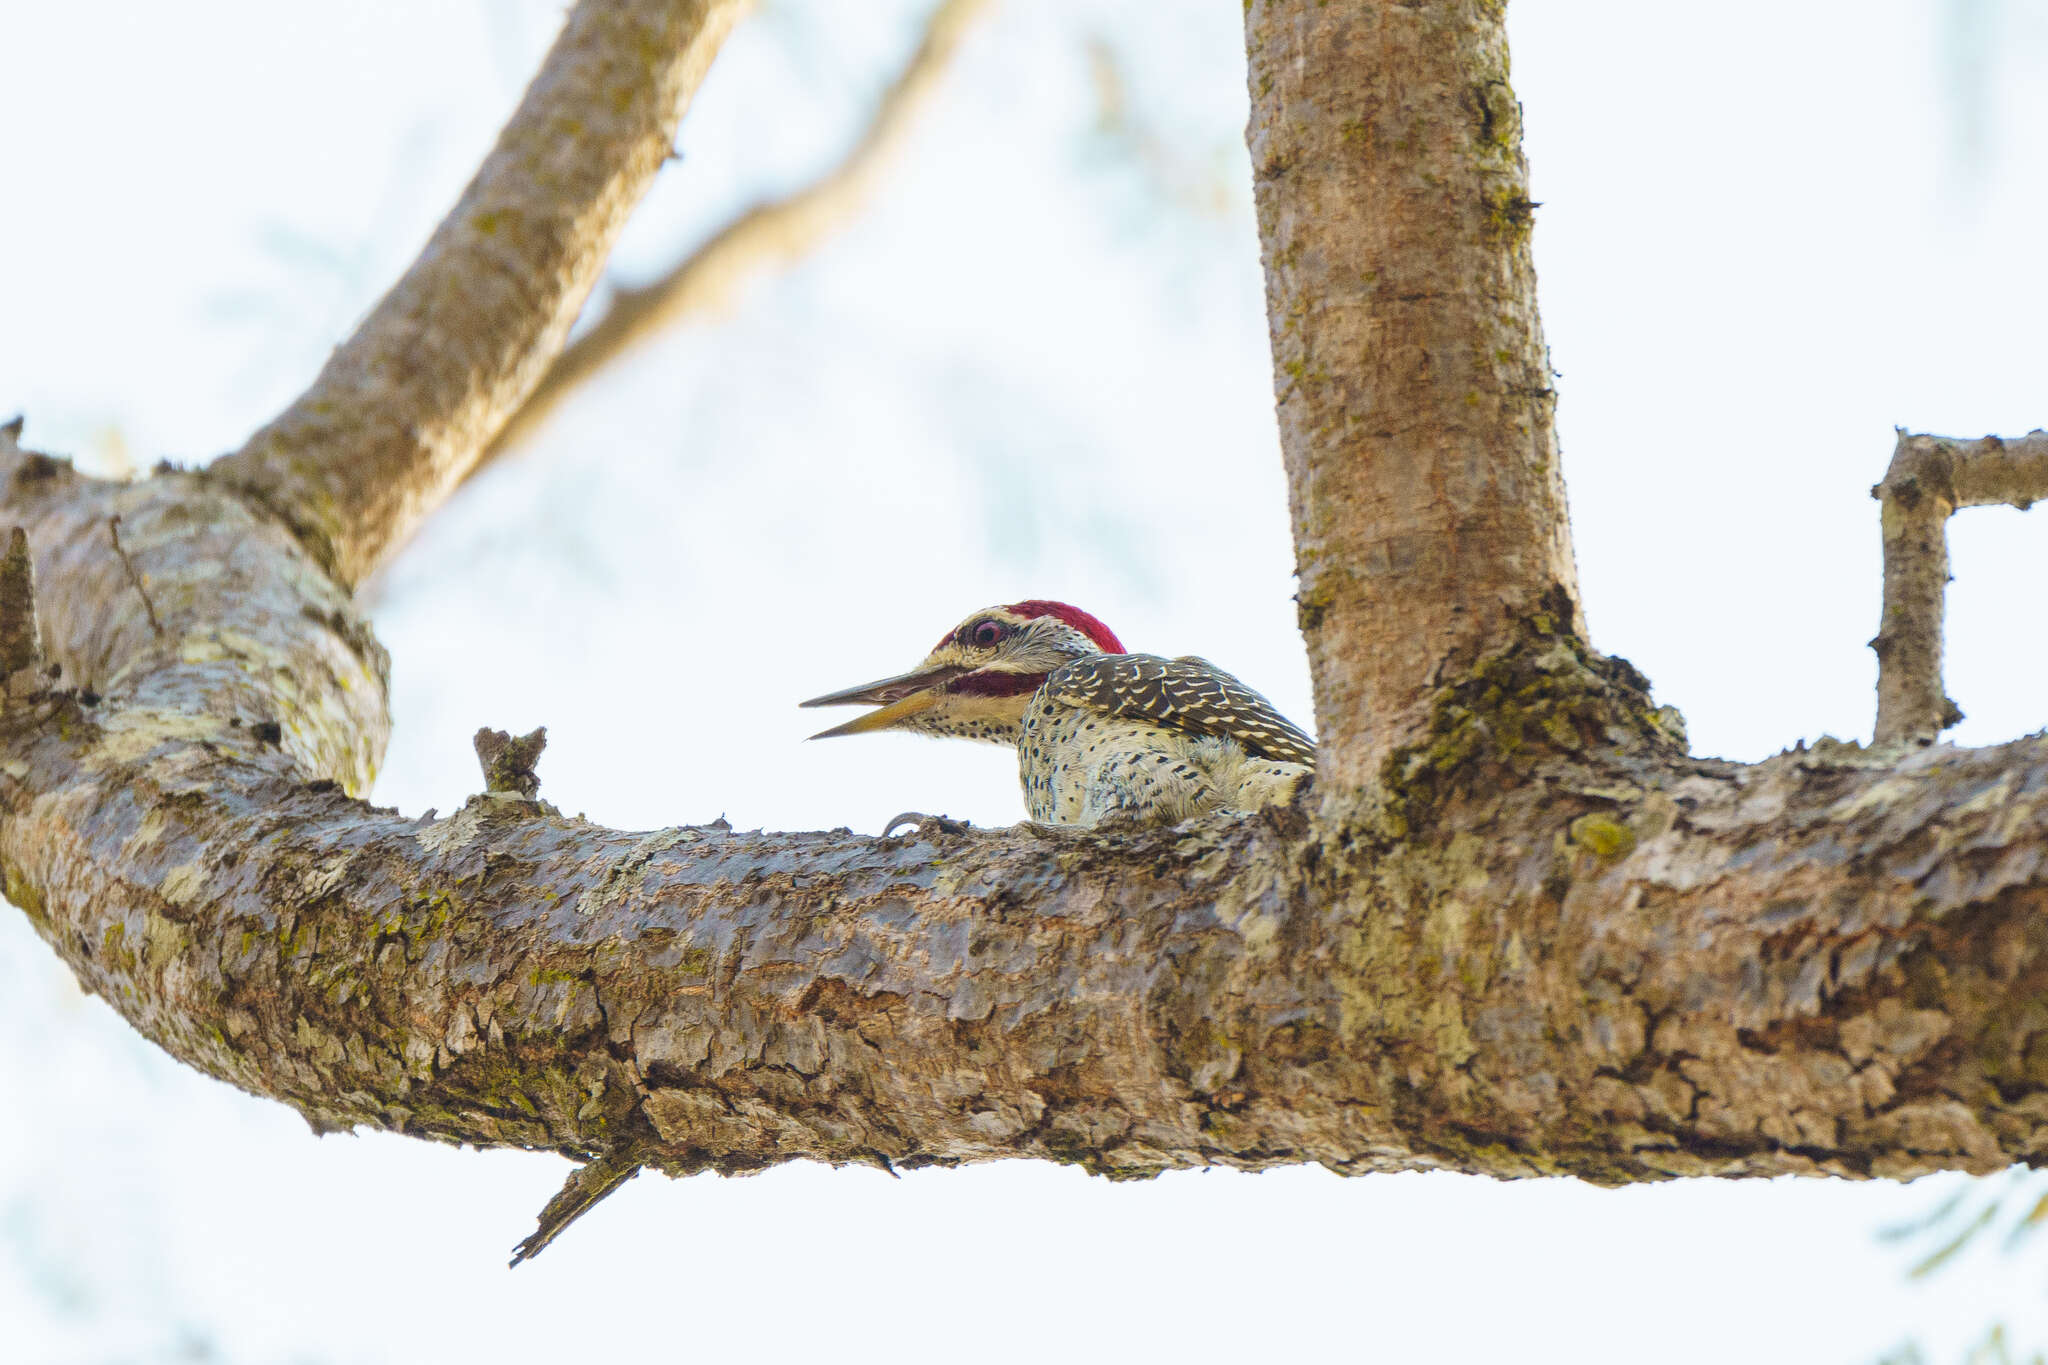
[[2, 853, 46, 927], [1568, 813, 1636, 862], [1481, 186, 1539, 243], [1377, 599, 1688, 837]]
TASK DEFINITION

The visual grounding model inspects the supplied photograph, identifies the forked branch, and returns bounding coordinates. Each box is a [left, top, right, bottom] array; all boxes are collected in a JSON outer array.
[[1873, 429, 2048, 744]]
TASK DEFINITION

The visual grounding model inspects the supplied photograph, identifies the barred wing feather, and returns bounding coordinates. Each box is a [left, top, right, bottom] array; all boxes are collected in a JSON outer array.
[[1041, 654, 1317, 767]]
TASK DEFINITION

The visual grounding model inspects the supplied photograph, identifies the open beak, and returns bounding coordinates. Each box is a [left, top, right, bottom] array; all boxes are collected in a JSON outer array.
[[800, 666, 962, 740]]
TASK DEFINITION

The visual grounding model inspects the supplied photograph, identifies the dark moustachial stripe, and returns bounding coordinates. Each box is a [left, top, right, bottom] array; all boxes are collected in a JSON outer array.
[[951, 669, 1050, 698]]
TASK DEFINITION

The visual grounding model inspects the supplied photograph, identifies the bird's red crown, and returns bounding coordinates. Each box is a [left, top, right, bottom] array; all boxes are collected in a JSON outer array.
[[1004, 600, 1125, 653]]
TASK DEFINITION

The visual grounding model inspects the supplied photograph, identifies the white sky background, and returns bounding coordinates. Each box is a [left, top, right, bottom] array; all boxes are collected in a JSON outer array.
[[1, 0, 2046, 1360]]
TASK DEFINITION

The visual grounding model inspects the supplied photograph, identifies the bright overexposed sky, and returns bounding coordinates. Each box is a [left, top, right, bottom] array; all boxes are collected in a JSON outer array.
[[3, 2, 2047, 1361]]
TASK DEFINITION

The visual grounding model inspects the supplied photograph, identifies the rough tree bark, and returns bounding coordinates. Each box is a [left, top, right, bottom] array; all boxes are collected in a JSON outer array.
[[6, 0, 2048, 1262]]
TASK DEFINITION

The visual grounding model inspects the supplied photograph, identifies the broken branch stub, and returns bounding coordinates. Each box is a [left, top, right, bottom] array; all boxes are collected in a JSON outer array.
[[509, 1148, 644, 1267], [475, 726, 547, 797], [1873, 429, 2048, 745], [0, 527, 43, 682]]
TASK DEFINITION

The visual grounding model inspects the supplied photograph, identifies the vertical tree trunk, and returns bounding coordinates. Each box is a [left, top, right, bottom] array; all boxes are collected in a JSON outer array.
[[1245, 0, 1582, 788]]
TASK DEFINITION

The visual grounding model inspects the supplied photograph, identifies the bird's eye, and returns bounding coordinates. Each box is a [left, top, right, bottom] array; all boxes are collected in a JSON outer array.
[[972, 620, 1006, 648]]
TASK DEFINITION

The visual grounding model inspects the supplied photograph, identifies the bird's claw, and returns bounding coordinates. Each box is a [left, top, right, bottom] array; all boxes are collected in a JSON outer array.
[[882, 811, 971, 839]]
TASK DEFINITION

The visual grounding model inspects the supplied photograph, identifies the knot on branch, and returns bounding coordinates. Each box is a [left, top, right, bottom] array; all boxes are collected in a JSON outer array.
[[2, 420, 75, 493], [474, 726, 546, 798], [1872, 433, 1960, 514], [1378, 601, 1686, 836], [0, 527, 46, 693]]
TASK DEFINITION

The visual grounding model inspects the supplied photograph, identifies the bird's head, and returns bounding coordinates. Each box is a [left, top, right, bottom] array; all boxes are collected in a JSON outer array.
[[801, 600, 1125, 744]]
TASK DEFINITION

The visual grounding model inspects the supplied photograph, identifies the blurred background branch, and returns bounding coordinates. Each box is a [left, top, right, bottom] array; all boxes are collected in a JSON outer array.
[[470, 0, 993, 478]]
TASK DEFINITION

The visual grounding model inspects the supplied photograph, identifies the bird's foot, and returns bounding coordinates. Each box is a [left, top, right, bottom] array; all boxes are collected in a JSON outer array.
[[881, 811, 972, 839]]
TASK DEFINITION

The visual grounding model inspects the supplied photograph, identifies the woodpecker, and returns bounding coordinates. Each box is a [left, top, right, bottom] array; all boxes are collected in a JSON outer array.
[[801, 600, 1315, 828]]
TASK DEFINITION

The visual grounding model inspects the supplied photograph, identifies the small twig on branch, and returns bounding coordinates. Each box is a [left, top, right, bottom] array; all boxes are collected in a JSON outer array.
[[470, 0, 993, 475], [1872, 428, 2048, 745], [107, 516, 164, 638]]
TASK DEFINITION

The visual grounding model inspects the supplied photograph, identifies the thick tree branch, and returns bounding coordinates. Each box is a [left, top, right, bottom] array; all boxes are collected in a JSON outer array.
[[1244, 0, 1584, 787], [210, 0, 746, 589], [8, 433, 2048, 1205], [1874, 429, 2048, 746], [470, 0, 992, 477]]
